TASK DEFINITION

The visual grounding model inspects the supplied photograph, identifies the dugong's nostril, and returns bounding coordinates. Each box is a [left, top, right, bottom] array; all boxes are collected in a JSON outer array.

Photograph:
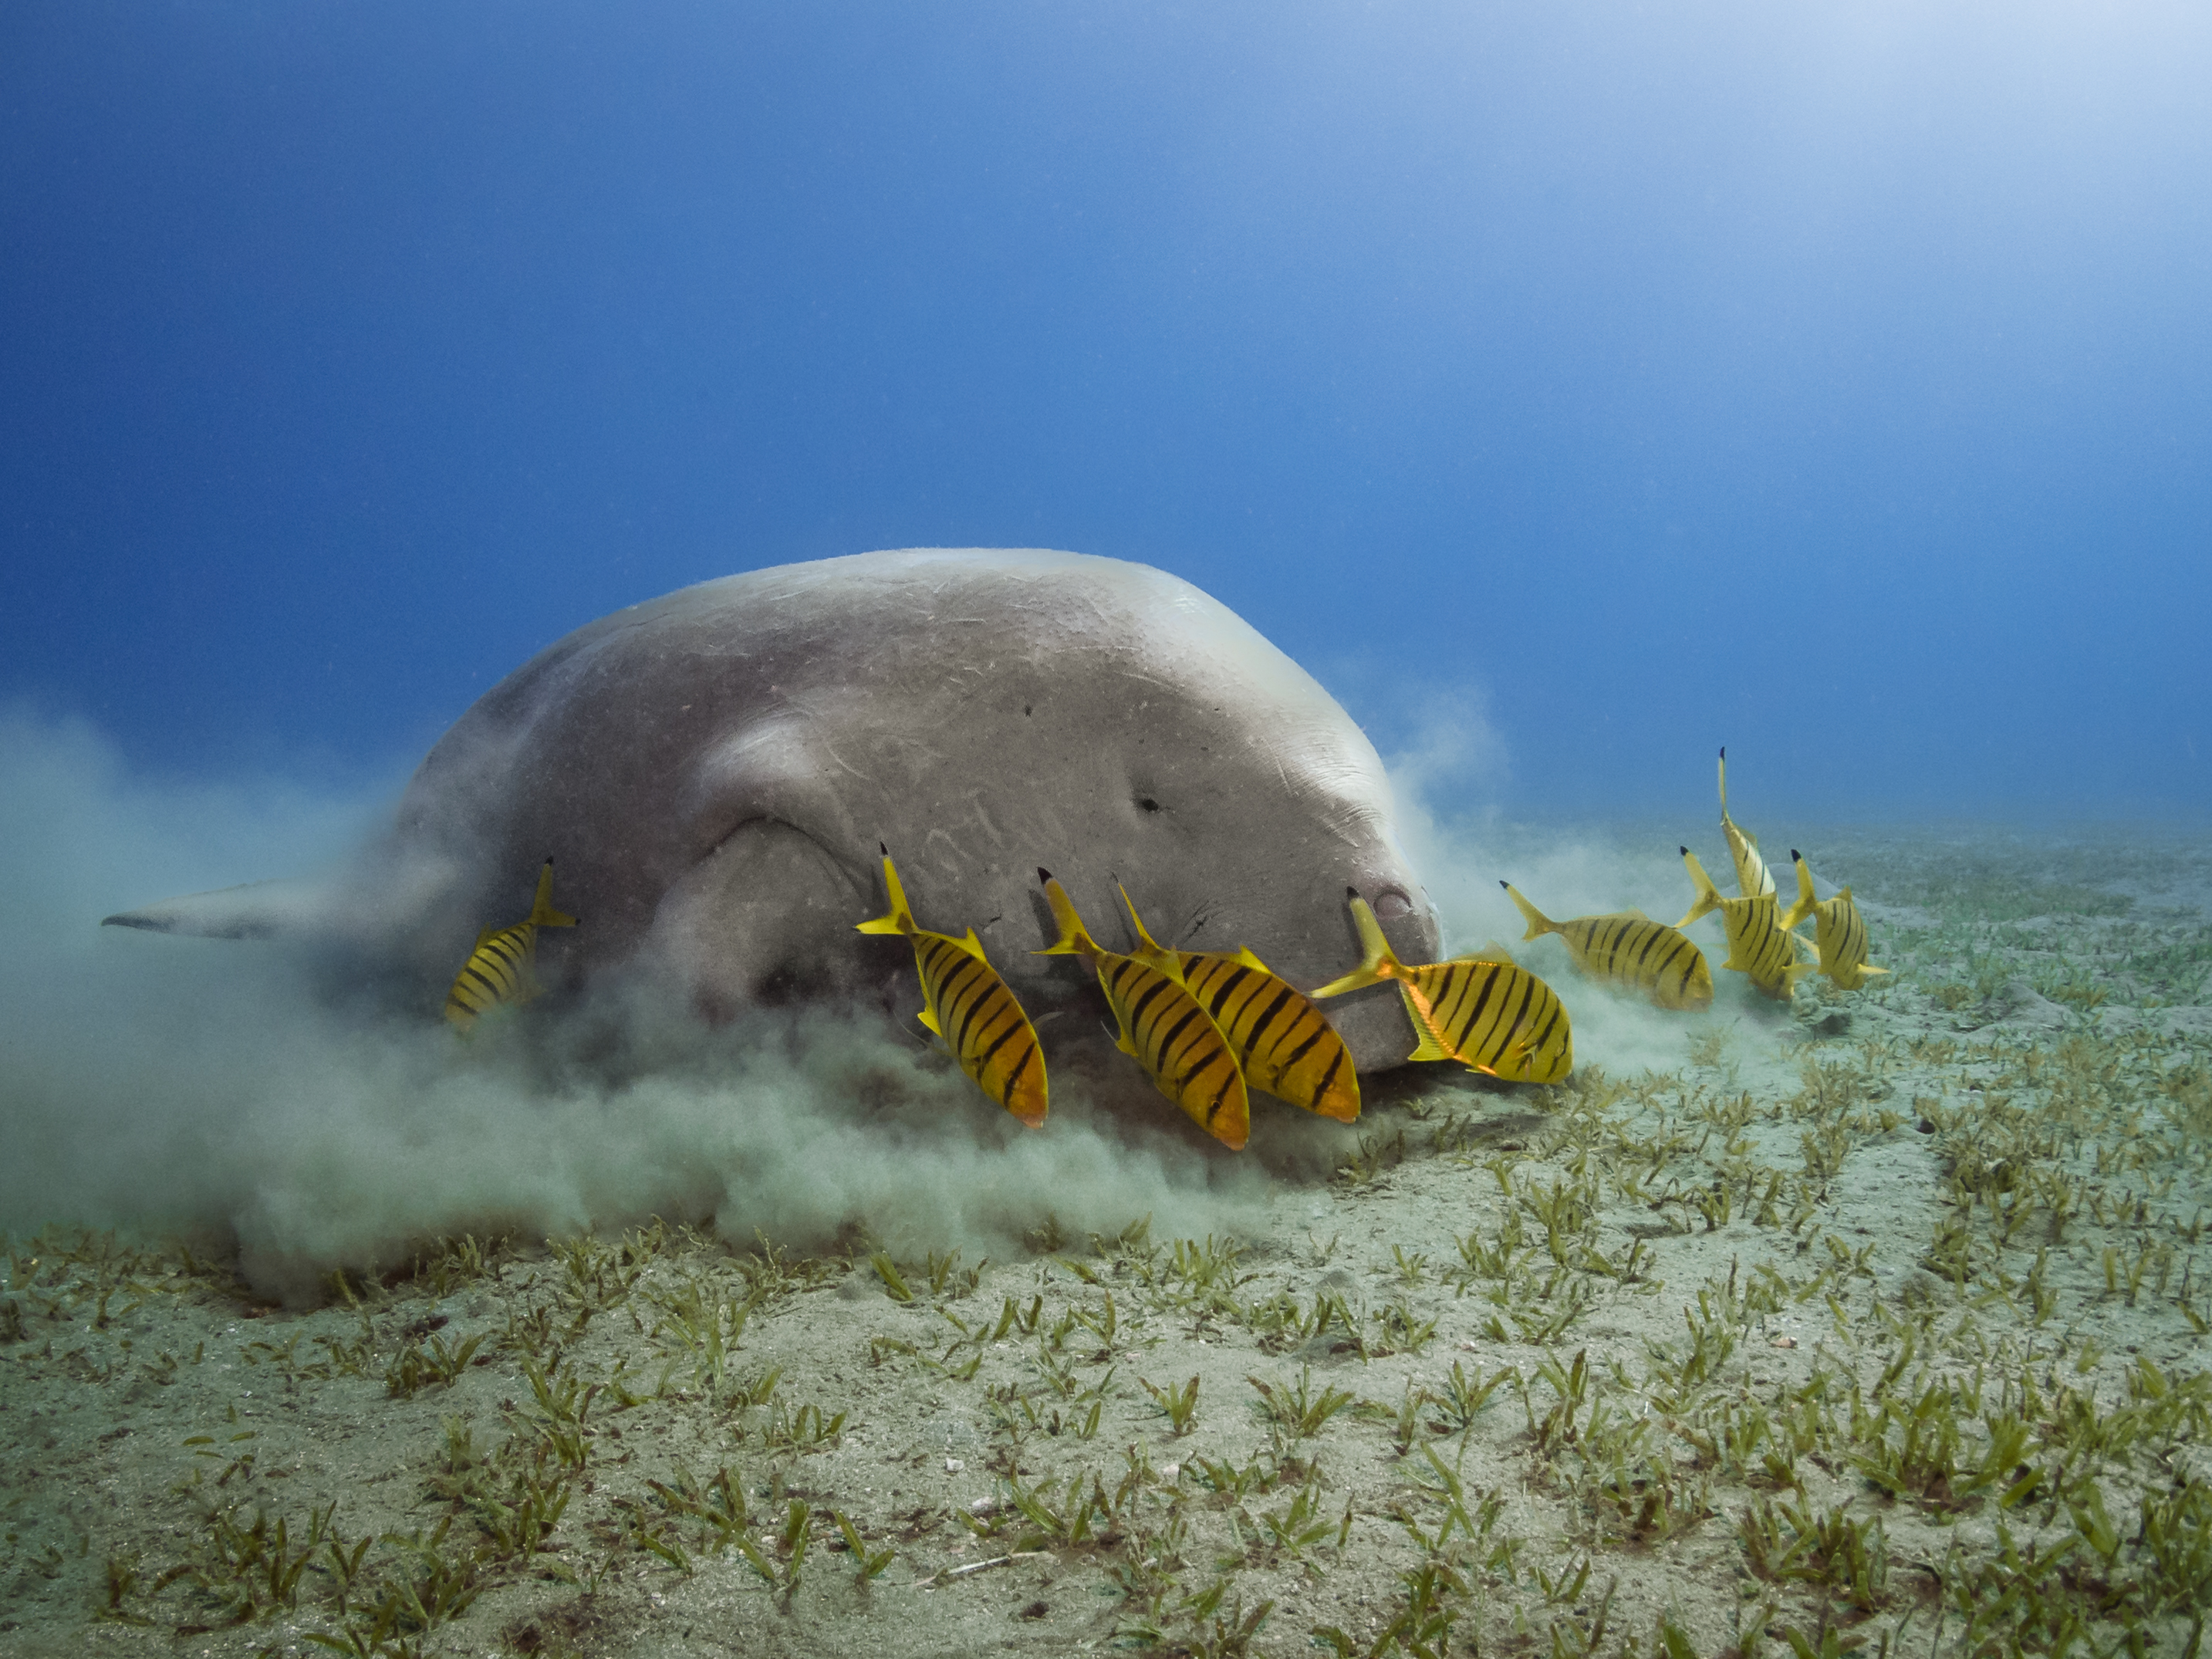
[[1373, 887, 1413, 920]]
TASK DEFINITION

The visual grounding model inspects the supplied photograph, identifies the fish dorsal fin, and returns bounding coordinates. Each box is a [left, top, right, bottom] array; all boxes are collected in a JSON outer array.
[[1470, 940, 1518, 965], [1623, 907, 1655, 924], [474, 926, 498, 951], [1199, 944, 1272, 973], [917, 1006, 942, 1035]]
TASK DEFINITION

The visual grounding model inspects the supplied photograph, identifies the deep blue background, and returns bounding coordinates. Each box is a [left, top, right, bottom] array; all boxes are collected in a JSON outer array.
[[4, 1, 2207, 817]]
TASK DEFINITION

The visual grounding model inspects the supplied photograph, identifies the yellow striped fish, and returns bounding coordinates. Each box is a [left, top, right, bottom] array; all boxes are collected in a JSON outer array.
[[444, 859, 579, 1031], [856, 847, 1047, 1127], [1676, 848, 1814, 1002], [1719, 747, 1776, 900], [1311, 892, 1572, 1084], [1501, 882, 1713, 1011], [1034, 871, 1249, 1150], [1779, 850, 1887, 992], [1114, 890, 1359, 1123]]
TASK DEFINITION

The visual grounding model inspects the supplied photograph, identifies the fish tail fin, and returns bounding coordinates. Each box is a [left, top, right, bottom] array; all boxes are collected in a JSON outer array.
[[854, 843, 915, 936], [1116, 885, 1185, 980], [527, 860, 579, 928], [1310, 889, 1401, 998], [1032, 868, 1097, 959], [1778, 849, 1818, 932], [1501, 881, 1554, 942], [1676, 846, 1723, 930]]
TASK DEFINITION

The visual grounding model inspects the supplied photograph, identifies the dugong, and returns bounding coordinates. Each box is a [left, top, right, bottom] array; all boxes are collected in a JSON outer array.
[[107, 549, 1441, 1070]]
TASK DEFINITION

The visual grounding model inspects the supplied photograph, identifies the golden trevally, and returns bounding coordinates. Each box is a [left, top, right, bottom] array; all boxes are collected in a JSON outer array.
[[857, 847, 1047, 1127], [444, 860, 579, 1032], [1778, 850, 1888, 992], [1111, 891, 1359, 1123], [1677, 848, 1812, 1002], [1718, 746, 1776, 900], [1501, 882, 1712, 1011], [1035, 872, 1249, 1149], [1312, 892, 1572, 1084]]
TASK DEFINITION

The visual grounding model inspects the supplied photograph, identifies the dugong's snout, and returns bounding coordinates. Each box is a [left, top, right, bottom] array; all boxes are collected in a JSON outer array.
[[1369, 884, 1418, 921], [1309, 874, 1439, 1073]]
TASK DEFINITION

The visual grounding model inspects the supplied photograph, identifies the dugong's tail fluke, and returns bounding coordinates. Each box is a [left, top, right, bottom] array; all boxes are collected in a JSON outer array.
[[855, 843, 917, 938], [1309, 889, 1403, 999], [1033, 869, 1099, 962], [101, 877, 338, 940], [525, 860, 580, 930]]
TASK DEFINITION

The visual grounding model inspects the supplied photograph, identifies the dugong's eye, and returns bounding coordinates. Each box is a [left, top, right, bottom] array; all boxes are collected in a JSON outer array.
[[1373, 887, 1414, 919], [1136, 796, 1163, 814]]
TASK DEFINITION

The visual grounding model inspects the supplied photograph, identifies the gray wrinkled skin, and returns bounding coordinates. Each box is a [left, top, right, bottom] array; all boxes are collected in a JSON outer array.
[[110, 549, 1440, 1069]]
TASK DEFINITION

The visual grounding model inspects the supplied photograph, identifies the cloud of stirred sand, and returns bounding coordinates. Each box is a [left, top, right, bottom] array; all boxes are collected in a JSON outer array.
[[1384, 702, 1751, 1082], [0, 711, 1319, 1300], [0, 700, 1747, 1302]]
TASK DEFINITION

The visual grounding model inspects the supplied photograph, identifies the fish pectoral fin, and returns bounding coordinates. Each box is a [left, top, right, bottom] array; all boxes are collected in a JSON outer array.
[[1407, 1026, 1454, 1064], [1859, 964, 1890, 977]]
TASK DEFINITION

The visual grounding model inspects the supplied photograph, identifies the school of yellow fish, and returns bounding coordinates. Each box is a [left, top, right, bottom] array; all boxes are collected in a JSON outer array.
[[441, 748, 1882, 1147]]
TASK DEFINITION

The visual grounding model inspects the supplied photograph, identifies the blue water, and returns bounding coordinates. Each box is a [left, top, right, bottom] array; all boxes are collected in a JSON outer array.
[[3, 2, 2207, 819]]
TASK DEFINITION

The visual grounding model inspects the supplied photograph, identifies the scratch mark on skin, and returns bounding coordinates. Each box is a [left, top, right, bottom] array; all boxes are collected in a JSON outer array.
[[924, 826, 974, 867]]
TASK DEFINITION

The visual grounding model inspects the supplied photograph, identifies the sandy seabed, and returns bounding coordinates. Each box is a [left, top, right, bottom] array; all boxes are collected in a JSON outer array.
[[5, 827, 2212, 1659]]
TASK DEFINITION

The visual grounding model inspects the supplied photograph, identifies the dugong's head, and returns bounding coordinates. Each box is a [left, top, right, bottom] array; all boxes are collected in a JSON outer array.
[[865, 553, 1441, 1072]]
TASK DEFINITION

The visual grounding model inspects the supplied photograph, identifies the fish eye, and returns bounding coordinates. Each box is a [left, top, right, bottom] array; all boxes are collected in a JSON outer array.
[[1373, 887, 1413, 919]]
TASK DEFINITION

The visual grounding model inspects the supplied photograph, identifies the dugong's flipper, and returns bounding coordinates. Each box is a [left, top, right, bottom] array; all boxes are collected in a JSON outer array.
[[642, 820, 876, 1011]]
